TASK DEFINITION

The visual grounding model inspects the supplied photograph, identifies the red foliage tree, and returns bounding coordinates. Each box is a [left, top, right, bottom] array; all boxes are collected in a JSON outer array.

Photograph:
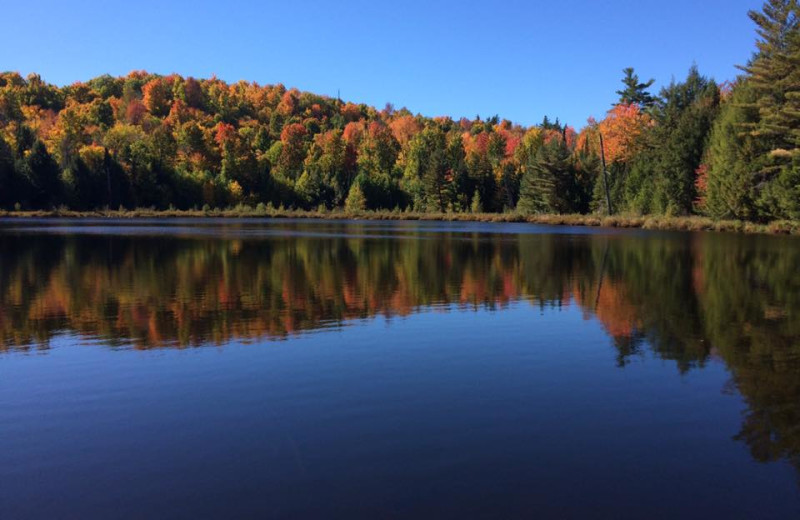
[[143, 79, 169, 117], [125, 98, 147, 125], [279, 123, 307, 178]]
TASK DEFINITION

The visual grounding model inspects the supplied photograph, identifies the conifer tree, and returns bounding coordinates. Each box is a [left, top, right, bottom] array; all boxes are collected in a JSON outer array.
[[517, 136, 574, 214], [0, 135, 15, 208], [625, 67, 721, 215], [704, 0, 800, 219], [704, 83, 763, 219], [744, 0, 800, 159], [17, 140, 61, 208], [345, 178, 367, 211], [616, 67, 656, 108], [742, 0, 800, 217], [517, 153, 554, 214], [470, 189, 483, 213]]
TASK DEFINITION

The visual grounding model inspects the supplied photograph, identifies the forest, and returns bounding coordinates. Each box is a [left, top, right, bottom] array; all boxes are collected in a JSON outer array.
[[0, 0, 798, 222]]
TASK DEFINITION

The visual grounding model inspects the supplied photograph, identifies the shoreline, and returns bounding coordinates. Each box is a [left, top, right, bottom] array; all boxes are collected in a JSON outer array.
[[1, 209, 798, 236]]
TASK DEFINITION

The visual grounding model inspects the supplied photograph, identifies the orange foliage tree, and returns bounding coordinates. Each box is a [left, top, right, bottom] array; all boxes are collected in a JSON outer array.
[[577, 104, 652, 164], [143, 79, 170, 117]]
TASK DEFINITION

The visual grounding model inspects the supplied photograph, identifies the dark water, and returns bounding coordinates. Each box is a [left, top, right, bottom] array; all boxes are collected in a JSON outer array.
[[1, 218, 799, 519]]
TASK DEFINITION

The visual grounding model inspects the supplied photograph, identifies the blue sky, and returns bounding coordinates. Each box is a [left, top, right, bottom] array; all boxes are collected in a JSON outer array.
[[1, 0, 761, 127]]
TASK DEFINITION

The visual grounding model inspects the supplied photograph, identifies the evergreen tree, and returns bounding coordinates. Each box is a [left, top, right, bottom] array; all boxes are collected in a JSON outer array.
[[470, 189, 483, 213], [625, 67, 721, 215], [446, 133, 470, 211], [466, 150, 497, 212], [17, 141, 61, 208], [0, 135, 16, 208], [573, 144, 600, 214], [344, 177, 367, 211], [517, 136, 575, 214], [744, 0, 800, 159], [296, 166, 330, 209], [704, 82, 763, 219], [404, 127, 449, 212], [740, 0, 800, 218], [541, 116, 563, 131], [616, 67, 656, 108], [517, 152, 554, 214]]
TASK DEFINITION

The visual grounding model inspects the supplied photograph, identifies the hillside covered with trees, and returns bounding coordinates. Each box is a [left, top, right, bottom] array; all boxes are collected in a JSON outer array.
[[0, 0, 798, 222]]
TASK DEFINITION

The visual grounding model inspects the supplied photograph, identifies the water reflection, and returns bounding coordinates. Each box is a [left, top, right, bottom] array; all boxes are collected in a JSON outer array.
[[1, 221, 799, 475]]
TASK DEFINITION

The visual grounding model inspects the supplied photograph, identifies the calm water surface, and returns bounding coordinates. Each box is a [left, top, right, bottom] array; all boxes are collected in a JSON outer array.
[[1, 218, 799, 518]]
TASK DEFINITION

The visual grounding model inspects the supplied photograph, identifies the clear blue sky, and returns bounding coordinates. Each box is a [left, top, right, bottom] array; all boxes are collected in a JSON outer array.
[[1, 0, 762, 127]]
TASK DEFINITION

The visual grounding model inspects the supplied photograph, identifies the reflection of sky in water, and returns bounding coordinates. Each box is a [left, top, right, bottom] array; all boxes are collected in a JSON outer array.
[[1, 220, 799, 517], [2, 303, 798, 518], [0, 217, 648, 239]]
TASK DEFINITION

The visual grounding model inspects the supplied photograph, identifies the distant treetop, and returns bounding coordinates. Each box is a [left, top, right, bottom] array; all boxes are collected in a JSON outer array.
[[616, 67, 656, 109]]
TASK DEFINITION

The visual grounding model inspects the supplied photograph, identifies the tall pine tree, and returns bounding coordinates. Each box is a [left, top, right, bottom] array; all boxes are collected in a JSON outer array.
[[743, 0, 800, 217], [616, 67, 656, 108]]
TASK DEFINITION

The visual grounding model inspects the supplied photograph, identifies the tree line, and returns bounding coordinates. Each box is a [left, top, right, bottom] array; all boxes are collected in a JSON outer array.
[[0, 0, 797, 221]]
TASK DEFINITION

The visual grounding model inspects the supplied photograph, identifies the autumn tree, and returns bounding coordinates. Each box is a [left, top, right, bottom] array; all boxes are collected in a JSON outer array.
[[143, 79, 170, 117], [277, 123, 307, 181], [390, 115, 422, 149], [0, 21, 796, 225]]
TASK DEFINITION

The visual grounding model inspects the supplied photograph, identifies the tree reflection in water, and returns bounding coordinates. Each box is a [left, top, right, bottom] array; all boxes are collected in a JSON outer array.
[[1, 225, 798, 475]]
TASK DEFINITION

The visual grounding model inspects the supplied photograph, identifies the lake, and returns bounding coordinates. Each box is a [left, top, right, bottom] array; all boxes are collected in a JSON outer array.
[[1, 218, 798, 518]]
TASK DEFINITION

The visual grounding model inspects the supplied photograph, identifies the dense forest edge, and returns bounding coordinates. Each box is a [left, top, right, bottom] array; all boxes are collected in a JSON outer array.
[[1, 1, 799, 229]]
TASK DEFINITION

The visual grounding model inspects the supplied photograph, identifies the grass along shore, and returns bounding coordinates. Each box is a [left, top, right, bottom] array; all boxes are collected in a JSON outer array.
[[1, 206, 799, 235]]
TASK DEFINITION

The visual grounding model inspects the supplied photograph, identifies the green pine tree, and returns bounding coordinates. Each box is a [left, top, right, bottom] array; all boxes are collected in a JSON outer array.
[[517, 138, 575, 214], [704, 82, 763, 219], [345, 178, 367, 212], [741, 0, 800, 217], [624, 67, 721, 215], [616, 67, 656, 108]]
